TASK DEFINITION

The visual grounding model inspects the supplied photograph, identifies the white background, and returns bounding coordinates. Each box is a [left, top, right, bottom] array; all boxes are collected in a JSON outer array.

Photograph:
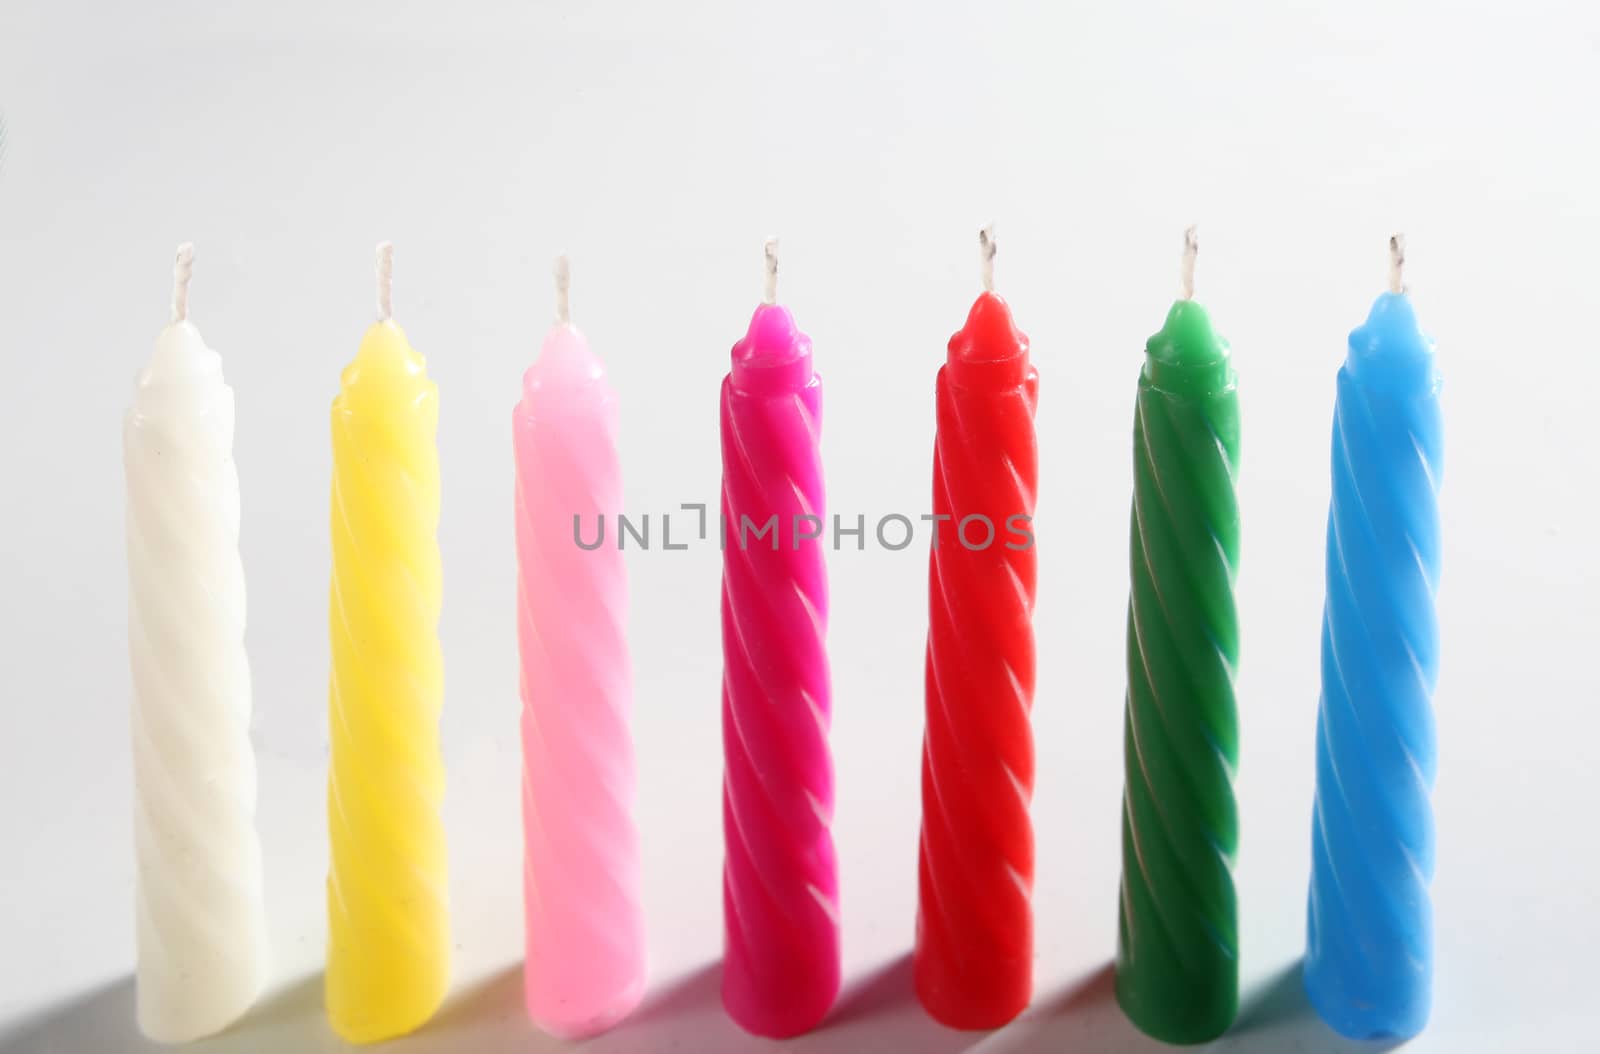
[[2, 2, 1597, 1051]]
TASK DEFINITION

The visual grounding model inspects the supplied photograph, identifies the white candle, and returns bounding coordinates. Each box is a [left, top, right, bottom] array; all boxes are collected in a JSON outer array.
[[125, 244, 267, 1042]]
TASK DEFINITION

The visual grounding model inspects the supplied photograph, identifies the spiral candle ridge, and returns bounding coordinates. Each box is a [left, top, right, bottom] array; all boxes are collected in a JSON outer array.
[[514, 328, 646, 1038], [1305, 293, 1442, 1041], [916, 295, 1039, 1029], [326, 322, 449, 1044], [126, 323, 268, 1043], [1116, 302, 1241, 1045], [719, 304, 839, 1038]]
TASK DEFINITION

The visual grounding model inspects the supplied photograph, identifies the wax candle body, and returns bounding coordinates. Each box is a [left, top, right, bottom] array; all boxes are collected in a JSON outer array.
[[1116, 301, 1241, 1045], [514, 322, 646, 1038], [916, 291, 1039, 1029], [326, 320, 449, 1044], [126, 320, 268, 1043], [1304, 292, 1442, 1041], [719, 303, 840, 1038]]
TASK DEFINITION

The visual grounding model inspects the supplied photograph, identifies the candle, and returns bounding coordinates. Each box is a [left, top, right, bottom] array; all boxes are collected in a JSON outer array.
[[514, 258, 647, 1038], [126, 245, 268, 1042], [916, 228, 1039, 1029], [719, 239, 840, 1038], [326, 243, 449, 1044], [1304, 237, 1442, 1041], [1115, 228, 1241, 1045]]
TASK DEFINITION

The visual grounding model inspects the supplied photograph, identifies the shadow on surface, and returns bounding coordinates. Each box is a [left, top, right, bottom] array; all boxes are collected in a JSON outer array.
[[790, 951, 969, 1054], [0, 957, 1411, 1054], [386, 965, 527, 1052], [976, 961, 1150, 1053], [626, 960, 722, 1027], [1233, 958, 1311, 1034], [962, 959, 1413, 1054], [828, 951, 917, 1026], [574, 961, 738, 1053], [0, 963, 732, 1054], [1220, 959, 1406, 1054], [0, 972, 328, 1054], [0, 976, 138, 1054]]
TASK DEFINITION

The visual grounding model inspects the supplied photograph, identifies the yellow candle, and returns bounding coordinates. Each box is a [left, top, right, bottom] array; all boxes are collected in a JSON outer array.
[[326, 244, 448, 1043]]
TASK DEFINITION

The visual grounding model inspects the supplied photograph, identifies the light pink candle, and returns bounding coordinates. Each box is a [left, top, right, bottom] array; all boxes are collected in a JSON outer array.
[[720, 240, 840, 1038], [514, 259, 646, 1039]]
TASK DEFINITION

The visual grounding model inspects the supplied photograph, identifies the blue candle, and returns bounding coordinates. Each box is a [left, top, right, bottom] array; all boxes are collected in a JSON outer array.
[[1305, 238, 1443, 1041]]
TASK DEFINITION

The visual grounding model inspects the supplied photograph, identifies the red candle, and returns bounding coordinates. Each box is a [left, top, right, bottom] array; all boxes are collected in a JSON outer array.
[[915, 229, 1039, 1029]]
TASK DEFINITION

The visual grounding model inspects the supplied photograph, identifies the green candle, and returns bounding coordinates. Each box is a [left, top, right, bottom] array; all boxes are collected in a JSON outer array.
[[1115, 232, 1241, 1045]]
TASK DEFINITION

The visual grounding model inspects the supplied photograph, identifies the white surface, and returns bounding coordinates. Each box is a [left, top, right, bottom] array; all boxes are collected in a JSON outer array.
[[1, 2, 1597, 1051]]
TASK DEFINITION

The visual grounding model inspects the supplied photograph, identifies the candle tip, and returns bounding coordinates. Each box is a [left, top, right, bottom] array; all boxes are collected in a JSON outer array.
[[376, 241, 394, 321], [762, 236, 779, 305], [1389, 234, 1406, 295], [979, 224, 997, 292], [1180, 225, 1199, 301], [170, 242, 194, 323], [554, 254, 572, 324]]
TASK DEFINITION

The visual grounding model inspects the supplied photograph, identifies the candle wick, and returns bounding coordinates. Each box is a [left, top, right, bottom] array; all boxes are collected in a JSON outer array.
[[170, 242, 194, 323], [1180, 225, 1198, 301], [762, 236, 779, 305], [979, 224, 997, 292], [554, 254, 572, 325], [1389, 233, 1406, 294], [376, 241, 395, 322]]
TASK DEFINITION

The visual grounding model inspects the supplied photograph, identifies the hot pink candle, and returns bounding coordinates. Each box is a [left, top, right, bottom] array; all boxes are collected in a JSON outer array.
[[719, 241, 840, 1038], [513, 259, 646, 1039]]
